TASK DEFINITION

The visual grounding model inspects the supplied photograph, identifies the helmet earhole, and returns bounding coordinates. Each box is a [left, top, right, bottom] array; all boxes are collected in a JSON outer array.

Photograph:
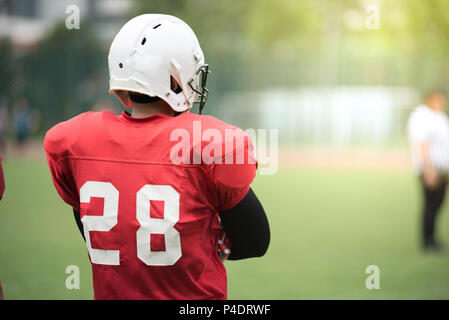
[[119, 63, 123, 68], [170, 75, 183, 94]]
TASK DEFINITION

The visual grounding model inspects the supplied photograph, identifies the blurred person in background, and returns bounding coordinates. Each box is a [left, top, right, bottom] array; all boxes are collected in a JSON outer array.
[[407, 90, 449, 251], [0, 104, 8, 155], [12, 98, 40, 150], [12, 99, 33, 148]]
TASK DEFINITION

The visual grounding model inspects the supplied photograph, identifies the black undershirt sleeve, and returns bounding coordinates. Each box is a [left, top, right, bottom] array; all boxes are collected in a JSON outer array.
[[72, 188, 270, 260], [218, 188, 270, 260], [73, 209, 85, 241]]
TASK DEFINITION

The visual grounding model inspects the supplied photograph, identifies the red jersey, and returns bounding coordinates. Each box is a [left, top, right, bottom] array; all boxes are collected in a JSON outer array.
[[44, 110, 256, 300]]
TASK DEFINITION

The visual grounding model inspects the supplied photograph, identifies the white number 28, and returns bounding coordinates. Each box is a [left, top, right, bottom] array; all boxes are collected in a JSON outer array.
[[80, 181, 182, 266]]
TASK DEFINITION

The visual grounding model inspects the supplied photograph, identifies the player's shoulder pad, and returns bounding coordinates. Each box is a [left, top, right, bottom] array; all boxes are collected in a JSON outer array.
[[181, 113, 254, 154], [180, 114, 257, 168], [180, 113, 251, 143], [44, 112, 93, 160]]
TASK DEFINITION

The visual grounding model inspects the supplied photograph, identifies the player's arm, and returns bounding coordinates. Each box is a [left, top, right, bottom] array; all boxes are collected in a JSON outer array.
[[44, 120, 80, 210], [408, 112, 438, 188], [210, 127, 269, 260], [419, 141, 439, 189], [219, 188, 269, 260]]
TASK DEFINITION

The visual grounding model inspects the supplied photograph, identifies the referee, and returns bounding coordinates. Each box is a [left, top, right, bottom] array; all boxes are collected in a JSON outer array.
[[407, 91, 449, 251]]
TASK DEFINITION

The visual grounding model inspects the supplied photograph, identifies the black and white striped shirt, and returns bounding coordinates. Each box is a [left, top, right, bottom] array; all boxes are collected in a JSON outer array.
[[407, 105, 449, 174]]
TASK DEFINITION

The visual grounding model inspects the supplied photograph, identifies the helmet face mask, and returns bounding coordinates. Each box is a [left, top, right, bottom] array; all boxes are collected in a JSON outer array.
[[108, 14, 210, 114], [188, 64, 210, 114]]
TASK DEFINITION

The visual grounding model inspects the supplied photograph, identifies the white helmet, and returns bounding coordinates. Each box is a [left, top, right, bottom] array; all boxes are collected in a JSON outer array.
[[108, 14, 210, 113]]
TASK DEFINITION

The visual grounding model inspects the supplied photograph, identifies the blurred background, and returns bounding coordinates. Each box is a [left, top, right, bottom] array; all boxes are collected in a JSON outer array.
[[1, 0, 449, 299]]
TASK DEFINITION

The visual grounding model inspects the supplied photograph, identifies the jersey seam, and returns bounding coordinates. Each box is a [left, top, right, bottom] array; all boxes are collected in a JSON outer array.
[[56, 155, 208, 170]]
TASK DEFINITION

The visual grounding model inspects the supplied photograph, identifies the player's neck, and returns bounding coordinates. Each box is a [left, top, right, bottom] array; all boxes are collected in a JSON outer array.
[[131, 100, 175, 118]]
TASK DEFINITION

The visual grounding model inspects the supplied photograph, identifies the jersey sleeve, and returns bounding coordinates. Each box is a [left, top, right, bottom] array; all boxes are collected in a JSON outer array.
[[0, 158, 4, 200], [44, 119, 81, 211], [211, 128, 257, 212]]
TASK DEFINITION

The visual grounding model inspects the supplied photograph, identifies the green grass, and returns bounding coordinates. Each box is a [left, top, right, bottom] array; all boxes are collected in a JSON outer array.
[[1, 159, 449, 299]]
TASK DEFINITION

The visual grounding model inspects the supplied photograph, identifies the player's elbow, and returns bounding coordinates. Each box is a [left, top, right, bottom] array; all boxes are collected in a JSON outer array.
[[220, 188, 270, 260], [256, 231, 270, 257], [248, 221, 270, 258], [251, 226, 270, 258], [228, 225, 270, 260]]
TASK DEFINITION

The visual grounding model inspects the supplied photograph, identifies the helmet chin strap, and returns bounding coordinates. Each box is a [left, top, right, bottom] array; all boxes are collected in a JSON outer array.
[[188, 65, 211, 114]]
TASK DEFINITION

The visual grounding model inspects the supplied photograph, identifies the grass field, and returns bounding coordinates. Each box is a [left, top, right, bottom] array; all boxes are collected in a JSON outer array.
[[1, 157, 449, 299]]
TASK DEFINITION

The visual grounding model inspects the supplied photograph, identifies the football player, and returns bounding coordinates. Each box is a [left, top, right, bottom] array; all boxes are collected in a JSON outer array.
[[44, 14, 270, 300]]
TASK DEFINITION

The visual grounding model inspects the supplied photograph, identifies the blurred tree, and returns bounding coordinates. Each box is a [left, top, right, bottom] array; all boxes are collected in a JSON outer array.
[[0, 38, 13, 106], [4, 0, 448, 131], [26, 21, 106, 130]]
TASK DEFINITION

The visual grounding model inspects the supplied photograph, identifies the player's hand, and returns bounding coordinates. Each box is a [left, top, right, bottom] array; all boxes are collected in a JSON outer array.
[[217, 226, 231, 261], [423, 167, 440, 190]]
